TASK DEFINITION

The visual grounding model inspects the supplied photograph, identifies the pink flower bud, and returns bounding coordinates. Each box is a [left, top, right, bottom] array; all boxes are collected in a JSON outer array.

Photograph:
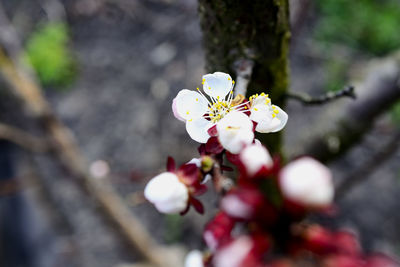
[[203, 212, 235, 251], [220, 186, 267, 221]]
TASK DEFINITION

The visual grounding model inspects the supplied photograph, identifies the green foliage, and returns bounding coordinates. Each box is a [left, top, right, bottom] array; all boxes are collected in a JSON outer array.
[[25, 22, 76, 88], [390, 101, 400, 125], [315, 0, 400, 56], [324, 60, 347, 92], [164, 214, 183, 243]]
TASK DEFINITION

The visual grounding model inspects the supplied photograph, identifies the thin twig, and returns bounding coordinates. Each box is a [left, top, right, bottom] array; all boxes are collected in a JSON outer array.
[[335, 129, 400, 200], [288, 53, 400, 162], [212, 162, 233, 194], [0, 122, 49, 152], [286, 86, 356, 105], [233, 58, 254, 96]]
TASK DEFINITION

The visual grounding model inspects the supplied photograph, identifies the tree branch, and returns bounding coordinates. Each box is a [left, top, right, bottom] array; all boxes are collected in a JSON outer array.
[[0, 122, 49, 152], [233, 58, 254, 97], [288, 51, 400, 162], [286, 85, 356, 105]]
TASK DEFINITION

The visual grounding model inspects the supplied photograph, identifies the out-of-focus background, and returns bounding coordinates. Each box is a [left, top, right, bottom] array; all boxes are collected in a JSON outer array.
[[1, 0, 400, 266]]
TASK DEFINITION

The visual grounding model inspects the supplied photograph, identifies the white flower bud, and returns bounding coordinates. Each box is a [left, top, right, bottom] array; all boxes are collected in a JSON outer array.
[[239, 144, 273, 176], [280, 157, 334, 207], [184, 250, 204, 267], [144, 172, 189, 214]]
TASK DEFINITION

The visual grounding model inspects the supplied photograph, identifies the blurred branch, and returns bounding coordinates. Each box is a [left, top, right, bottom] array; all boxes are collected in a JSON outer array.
[[233, 58, 254, 96], [0, 123, 49, 152], [212, 162, 233, 194], [289, 52, 400, 162], [335, 129, 400, 200], [0, 5, 180, 267], [286, 85, 355, 105]]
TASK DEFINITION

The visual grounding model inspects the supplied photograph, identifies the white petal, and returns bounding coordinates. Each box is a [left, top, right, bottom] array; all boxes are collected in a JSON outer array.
[[239, 144, 273, 176], [173, 89, 208, 121], [254, 105, 288, 133], [216, 111, 254, 154], [187, 158, 201, 167], [269, 105, 288, 132], [144, 172, 189, 214], [186, 117, 213, 143], [172, 96, 185, 122], [279, 157, 334, 207], [185, 250, 204, 267], [203, 72, 233, 99], [249, 103, 272, 123]]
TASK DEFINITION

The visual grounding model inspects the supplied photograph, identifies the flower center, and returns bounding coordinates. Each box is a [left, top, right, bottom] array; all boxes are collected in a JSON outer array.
[[208, 97, 234, 123]]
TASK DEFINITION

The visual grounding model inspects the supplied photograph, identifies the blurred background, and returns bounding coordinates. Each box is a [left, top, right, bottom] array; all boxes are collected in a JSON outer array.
[[1, 0, 400, 266]]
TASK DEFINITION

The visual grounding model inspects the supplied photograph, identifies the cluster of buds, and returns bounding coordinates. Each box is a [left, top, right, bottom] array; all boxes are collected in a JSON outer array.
[[143, 72, 398, 267]]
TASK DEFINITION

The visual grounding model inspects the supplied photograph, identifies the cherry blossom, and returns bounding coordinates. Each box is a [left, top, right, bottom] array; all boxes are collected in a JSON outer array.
[[248, 93, 288, 133], [172, 72, 236, 143], [172, 72, 288, 145]]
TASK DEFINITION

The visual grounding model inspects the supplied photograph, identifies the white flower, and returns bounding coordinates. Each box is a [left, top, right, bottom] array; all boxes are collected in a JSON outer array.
[[184, 250, 204, 267], [239, 143, 273, 176], [172, 72, 288, 144], [279, 157, 334, 208], [172, 72, 235, 143], [216, 111, 254, 154], [144, 172, 189, 214], [249, 93, 288, 133]]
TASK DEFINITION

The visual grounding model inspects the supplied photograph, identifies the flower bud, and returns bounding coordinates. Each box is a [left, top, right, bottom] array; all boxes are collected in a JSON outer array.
[[279, 157, 334, 208], [184, 250, 204, 267], [213, 235, 270, 267], [203, 212, 235, 251], [239, 143, 273, 176], [220, 186, 266, 221], [144, 172, 188, 214]]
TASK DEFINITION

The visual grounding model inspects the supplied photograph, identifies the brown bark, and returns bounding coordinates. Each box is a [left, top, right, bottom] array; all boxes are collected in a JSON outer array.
[[198, 0, 290, 154]]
